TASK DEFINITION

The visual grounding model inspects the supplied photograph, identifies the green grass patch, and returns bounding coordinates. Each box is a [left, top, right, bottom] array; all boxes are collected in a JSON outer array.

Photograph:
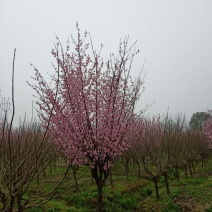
[[4, 156, 212, 211]]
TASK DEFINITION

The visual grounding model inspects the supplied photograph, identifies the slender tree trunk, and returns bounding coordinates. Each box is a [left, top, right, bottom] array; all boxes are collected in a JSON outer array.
[[203, 155, 206, 166], [191, 161, 195, 173], [153, 177, 159, 199], [92, 165, 110, 212], [36, 173, 40, 185], [17, 194, 24, 212], [175, 166, 180, 182], [9, 196, 15, 212], [206, 155, 208, 164], [163, 172, 170, 194], [54, 159, 56, 171], [204, 155, 207, 166], [125, 162, 129, 181], [200, 154, 206, 168], [73, 168, 79, 191], [114, 162, 118, 175], [91, 165, 109, 212], [73, 171, 79, 191], [97, 184, 103, 212], [122, 157, 129, 181], [43, 167, 46, 179], [49, 162, 52, 173], [184, 163, 188, 178], [137, 161, 141, 179], [188, 162, 193, 176], [109, 169, 113, 187]]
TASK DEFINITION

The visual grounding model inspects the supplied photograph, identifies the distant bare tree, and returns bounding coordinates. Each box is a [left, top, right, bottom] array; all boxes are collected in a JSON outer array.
[[0, 49, 71, 212]]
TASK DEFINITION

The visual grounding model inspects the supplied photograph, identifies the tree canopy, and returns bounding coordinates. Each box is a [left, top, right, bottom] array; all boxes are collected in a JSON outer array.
[[189, 112, 209, 130]]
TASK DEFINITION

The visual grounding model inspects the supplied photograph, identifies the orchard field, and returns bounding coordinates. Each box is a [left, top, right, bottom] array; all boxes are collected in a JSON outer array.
[[0, 117, 211, 211], [1, 147, 211, 212], [27, 154, 212, 212], [1, 27, 212, 212]]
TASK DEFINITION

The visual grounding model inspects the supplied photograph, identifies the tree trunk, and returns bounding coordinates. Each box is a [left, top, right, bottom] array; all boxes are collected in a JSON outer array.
[[137, 161, 141, 179], [122, 157, 129, 181], [200, 154, 206, 167], [125, 162, 129, 181], [109, 169, 113, 187], [97, 184, 103, 212], [73, 169, 79, 191], [43, 167, 46, 179], [188, 162, 193, 176], [54, 159, 56, 171], [9, 196, 15, 212], [175, 166, 180, 182], [17, 194, 24, 212], [114, 162, 118, 175], [49, 162, 52, 173], [206, 155, 208, 164], [204, 155, 207, 166], [163, 172, 170, 194], [91, 164, 109, 212], [36, 174, 40, 185], [191, 161, 195, 173], [153, 177, 160, 199], [184, 163, 188, 178]]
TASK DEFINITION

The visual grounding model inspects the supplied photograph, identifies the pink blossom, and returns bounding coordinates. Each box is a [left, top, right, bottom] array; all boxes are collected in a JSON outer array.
[[29, 27, 143, 172]]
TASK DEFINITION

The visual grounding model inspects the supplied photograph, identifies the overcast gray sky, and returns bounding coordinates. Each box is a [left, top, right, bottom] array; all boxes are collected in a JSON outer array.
[[1, 0, 212, 124]]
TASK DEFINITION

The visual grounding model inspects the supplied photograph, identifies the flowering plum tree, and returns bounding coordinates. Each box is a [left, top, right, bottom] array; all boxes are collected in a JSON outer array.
[[29, 24, 143, 211], [203, 111, 212, 150]]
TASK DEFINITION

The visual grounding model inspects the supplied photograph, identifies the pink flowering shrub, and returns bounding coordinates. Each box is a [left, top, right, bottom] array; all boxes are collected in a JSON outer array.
[[203, 111, 212, 149]]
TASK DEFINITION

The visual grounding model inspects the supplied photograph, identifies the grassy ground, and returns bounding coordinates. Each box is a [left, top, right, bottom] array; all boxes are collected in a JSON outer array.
[[22, 156, 212, 212]]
